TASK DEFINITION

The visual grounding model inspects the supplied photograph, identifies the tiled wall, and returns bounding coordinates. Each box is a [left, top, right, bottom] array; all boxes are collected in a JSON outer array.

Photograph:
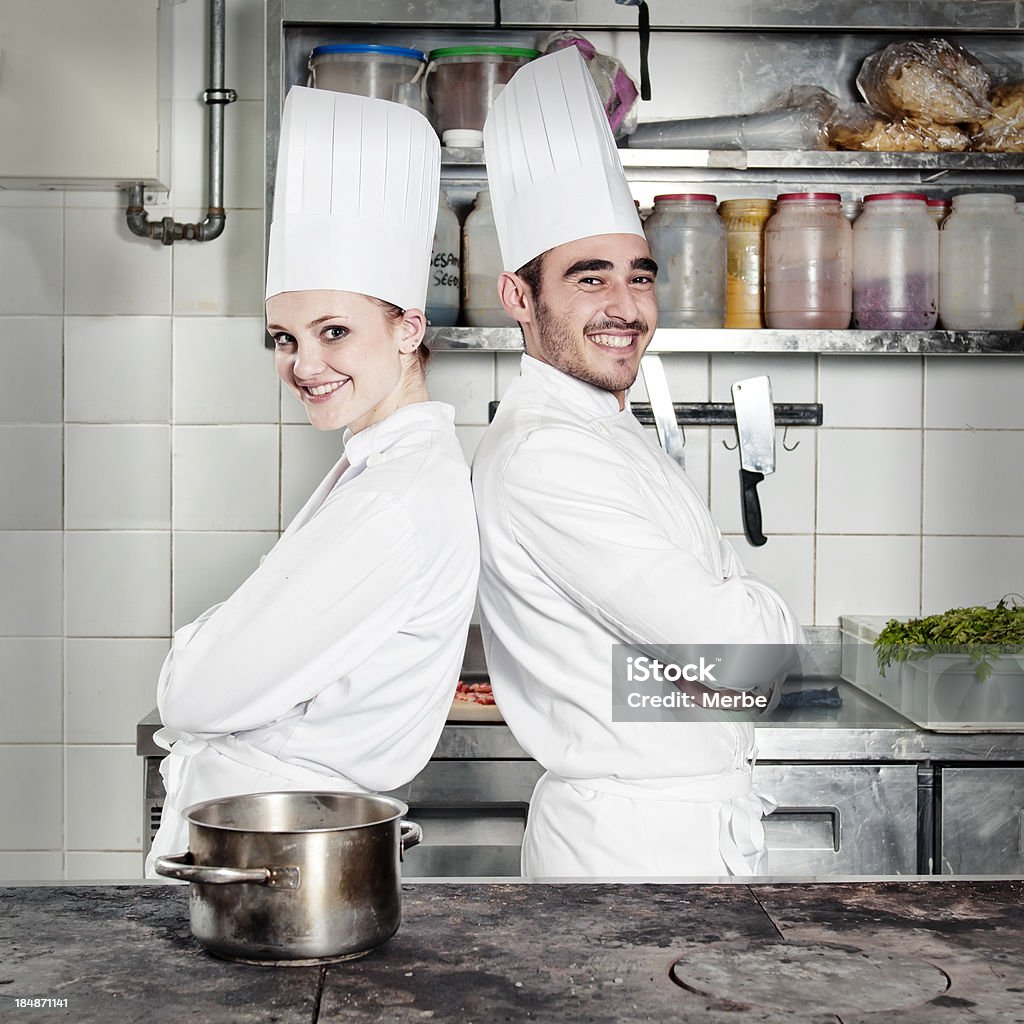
[[2, 0, 1022, 881]]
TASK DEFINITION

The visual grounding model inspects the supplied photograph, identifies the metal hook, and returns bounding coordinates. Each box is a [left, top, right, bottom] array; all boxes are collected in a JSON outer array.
[[782, 426, 800, 452], [722, 434, 738, 451]]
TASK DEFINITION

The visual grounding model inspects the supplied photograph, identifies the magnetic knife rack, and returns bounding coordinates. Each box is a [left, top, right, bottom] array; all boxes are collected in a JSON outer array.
[[488, 401, 824, 426]]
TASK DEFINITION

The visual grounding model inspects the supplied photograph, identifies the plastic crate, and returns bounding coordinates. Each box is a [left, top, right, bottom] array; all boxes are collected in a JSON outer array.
[[901, 653, 1024, 731], [840, 614, 901, 711]]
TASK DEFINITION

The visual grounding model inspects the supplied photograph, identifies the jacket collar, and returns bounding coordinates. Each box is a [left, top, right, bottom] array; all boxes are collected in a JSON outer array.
[[519, 354, 631, 420], [341, 401, 455, 471]]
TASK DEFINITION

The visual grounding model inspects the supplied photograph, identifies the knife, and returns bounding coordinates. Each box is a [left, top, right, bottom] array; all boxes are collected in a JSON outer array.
[[730, 376, 775, 547], [640, 354, 686, 470]]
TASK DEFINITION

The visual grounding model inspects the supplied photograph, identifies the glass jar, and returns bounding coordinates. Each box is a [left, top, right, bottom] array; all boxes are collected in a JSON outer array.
[[425, 189, 460, 327], [852, 192, 938, 330], [461, 189, 516, 327], [927, 198, 951, 227], [644, 193, 726, 327], [719, 198, 774, 328], [939, 192, 1024, 330], [764, 192, 852, 329]]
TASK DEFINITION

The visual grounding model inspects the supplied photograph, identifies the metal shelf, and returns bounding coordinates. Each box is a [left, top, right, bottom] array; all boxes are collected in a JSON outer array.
[[426, 327, 1024, 355]]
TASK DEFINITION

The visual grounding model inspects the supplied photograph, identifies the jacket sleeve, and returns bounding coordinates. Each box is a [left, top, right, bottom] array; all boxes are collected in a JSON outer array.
[[158, 489, 417, 735], [500, 426, 802, 695]]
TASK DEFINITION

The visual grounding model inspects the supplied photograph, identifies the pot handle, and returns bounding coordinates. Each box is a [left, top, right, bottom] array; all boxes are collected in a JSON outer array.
[[154, 852, 300, 889], [399, 821, 423, 861]]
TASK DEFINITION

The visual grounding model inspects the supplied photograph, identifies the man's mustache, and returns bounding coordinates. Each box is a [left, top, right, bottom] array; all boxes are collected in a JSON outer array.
[[586, 319, 650, 335]]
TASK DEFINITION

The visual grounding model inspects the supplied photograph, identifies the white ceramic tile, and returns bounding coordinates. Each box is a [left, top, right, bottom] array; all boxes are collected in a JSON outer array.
[[0, 190, 62, 208], [64, 316, 172, 423], [65, 639, 169, 744], [923, 537, 1024, 614], [0, 425, 62, 529], [0, 852, 63, 881], [817, 429, 921, 534], [424, 352, 495, 425], [174, 0, 264, 102], [709, 425, 816, 536], [0, 639, 62, 742], [924, 430, 1024, 536], [172, 531, 277, 630], [65, 532, 170, 637], [66, 746, 141, 850], [172, 99, 265, 210], [0, 746, 62, 849], [281, 425, 345, 526], [630, 353, 710, 403], [65, 425, 170, 530], [819, 355, 922, 428], [171, 0, 206, 100], [453, 425, 487, 468], [173, 317, 278, 423], [721, 533, 814, 627], [172, 209, 263, 316], [280, 377, 310, 424], [0, 207, 63, 314], [815, 535, 921, 625], [496, 352, 522, 399], [710, 354, 817, 403], [65, 208, 172, 315], [925, 357, 1024, 429], [0, 318, 62, 422], [65, 851, 144, 880], [0, 532, 62, 636], [172, 425, 279, 530]]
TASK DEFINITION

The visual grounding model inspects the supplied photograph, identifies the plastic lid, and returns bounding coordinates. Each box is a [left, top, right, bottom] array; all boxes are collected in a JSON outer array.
[[926, 198, 952, 207], [654, 193, 717, 203], [442, 128, 484, 148], [310, 44, 427, 61], [428, 46, 540, 59], [777, 192, 841, 202], [864, 192, 927, 203]]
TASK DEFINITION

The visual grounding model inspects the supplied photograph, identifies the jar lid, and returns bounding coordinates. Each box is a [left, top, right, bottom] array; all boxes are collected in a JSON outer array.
[[428, 46, 540, 59], [719, 198, 774, 207], [864, 192, 927, 203], [926, 198, 952, 207], [310, 44, 427, 61], [654, 193, 717, 203], [442, 128, 484, 148], [777, 192, 841, 202], [951, 192, 1016, 204]]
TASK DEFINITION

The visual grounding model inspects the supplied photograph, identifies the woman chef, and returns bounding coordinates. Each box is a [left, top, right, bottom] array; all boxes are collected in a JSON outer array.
[[145, 86, 479, 875]]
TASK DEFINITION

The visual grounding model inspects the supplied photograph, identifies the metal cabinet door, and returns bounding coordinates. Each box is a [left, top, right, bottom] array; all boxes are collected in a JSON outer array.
[[939, 767, 1024, 875], [755, 763, 919, 876]]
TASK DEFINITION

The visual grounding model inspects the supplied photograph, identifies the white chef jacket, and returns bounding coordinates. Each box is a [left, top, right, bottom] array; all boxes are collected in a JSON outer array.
[[471, 356, 804, 878], [146, 402, 478, 876]]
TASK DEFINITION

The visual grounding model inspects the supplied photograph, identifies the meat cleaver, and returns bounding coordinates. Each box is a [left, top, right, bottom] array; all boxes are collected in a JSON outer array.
[[730, 376, 775, 547]]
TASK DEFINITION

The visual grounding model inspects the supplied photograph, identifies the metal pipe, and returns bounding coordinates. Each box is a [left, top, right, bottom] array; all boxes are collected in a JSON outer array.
[[126, 0, 237, 245]]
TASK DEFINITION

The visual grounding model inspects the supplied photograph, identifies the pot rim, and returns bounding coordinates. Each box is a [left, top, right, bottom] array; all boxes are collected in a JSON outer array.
[[181, 790, 410, 834]]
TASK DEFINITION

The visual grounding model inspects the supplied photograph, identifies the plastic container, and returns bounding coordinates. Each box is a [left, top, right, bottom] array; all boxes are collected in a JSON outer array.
[[839, 615, 903, 712], [901, 655, 1024, 731], [719, 198, 774, 328], [852, 192, 938, 330], [425, 46, 539, 136], [939, 192, 1024, 330], [308, 44, 427, 103], [927, 198, 952, 227], [764, 192, 852, 329], [461, 189, 515, 327], [426, 190, 460, 327], [644, 194, 726, 328]]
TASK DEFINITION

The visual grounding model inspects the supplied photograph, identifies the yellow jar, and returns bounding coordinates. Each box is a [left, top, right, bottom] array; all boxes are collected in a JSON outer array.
[[719, 198, 774, 328]]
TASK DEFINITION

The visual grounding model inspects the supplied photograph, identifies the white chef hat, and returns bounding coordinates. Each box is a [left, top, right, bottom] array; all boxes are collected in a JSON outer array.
[[483, 46, 643, 273], [266, 85, 441, 311]]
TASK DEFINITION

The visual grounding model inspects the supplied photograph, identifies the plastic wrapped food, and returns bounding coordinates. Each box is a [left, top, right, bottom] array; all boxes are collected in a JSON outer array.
[[627, 108, 823, 150], [759, 84, 840, 148], [856, 38, 992, 125], [828, 103, 970, 152], [541, 31, 639, 139], [970, 81, 1024, 151]]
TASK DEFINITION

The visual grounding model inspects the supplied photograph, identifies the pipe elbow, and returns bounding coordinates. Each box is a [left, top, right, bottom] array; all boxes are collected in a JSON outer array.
[[199, 209, 226, 242]]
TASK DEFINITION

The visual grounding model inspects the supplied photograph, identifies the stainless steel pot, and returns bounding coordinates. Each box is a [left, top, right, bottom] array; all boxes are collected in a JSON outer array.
[[154, 791, 422, 965]]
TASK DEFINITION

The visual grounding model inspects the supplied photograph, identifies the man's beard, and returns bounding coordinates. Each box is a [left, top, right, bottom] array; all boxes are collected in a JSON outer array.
[[535, 297, 649, 394]]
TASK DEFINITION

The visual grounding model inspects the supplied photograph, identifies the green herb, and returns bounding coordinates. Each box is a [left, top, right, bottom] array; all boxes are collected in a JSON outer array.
[[873, 596, 1024, 683]]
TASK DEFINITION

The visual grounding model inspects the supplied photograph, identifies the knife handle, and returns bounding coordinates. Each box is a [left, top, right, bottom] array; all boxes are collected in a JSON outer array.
[[740, 468, 767, 547]]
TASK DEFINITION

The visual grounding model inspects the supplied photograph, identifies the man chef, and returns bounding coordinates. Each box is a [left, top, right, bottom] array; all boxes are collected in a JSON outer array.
[[472, 47, 805, 878]]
